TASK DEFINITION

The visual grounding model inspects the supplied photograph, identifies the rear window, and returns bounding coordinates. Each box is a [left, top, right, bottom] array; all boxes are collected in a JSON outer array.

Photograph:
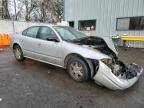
[[22, 26, 39, 38]]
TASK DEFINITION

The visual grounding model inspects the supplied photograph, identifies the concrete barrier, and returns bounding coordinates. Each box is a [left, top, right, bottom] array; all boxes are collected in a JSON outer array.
[[0, 34, 10, 46], [121, 35, 144, 49], [121, 36, 144, 41]]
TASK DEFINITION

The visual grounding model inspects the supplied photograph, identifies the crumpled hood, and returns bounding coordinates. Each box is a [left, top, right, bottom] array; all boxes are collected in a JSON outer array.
[[79, 44, 111, 59], [70, 36, 118, 55], [99, 36, 118, 55], [68, 36, 118, 59]]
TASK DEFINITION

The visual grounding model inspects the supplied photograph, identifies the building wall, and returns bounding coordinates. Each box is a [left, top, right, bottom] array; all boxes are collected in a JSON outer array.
[[64, 0, 144, 48], [0, 20, 43, 34]]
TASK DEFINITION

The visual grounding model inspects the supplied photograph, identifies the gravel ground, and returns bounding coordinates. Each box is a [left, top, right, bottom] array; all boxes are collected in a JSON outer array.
[[0, 47, 144, 108]]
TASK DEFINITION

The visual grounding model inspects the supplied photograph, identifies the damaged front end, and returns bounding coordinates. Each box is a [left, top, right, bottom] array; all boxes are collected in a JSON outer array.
[[72, 36, 143, 90], [93, 60, 143, 90]]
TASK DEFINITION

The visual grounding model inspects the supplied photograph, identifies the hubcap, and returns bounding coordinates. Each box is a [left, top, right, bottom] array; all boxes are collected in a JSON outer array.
[[69, 61, 84, 79], [15, 48, 21, 59]]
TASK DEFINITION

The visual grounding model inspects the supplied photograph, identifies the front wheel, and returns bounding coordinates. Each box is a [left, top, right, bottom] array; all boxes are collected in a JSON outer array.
[[13, 45, 25, 61], [67, 56, 90, 82]]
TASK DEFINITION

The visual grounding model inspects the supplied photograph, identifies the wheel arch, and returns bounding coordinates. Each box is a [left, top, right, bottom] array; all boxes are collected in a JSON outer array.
[[64, 53, 97, 78], [13, 43, 21, 49], [64, 53, 85, 67], [12, 42, 25, 61]]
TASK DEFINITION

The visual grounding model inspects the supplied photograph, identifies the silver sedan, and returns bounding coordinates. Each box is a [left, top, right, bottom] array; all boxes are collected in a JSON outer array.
[[11, 25, 143, 90]]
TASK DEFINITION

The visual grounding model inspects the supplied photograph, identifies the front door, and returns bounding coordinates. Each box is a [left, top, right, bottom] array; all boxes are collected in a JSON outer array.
[[36, 26, 62, 65]]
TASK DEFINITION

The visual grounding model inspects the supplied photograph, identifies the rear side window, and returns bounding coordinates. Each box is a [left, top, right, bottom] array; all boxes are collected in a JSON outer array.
[[22, 26, 39, 38], [22, 29, 27, 36]]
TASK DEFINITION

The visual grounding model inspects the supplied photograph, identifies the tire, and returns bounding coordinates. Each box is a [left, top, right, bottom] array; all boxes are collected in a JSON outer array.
[[67, 56, 90, 82], [13, 45, 25, 61]]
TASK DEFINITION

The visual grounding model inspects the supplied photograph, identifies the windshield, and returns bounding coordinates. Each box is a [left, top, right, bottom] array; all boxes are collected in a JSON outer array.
[[53, 26, 86, 41]]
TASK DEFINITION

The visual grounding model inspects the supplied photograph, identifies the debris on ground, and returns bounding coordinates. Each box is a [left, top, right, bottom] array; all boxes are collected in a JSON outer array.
[[0, 48, 4, 52], [16, 74, 20, 76], [0, 98, 3, 102], [48, 70, 51, 74]]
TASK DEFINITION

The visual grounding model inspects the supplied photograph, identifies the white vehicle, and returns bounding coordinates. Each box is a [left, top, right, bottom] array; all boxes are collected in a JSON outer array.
[[11, 25, 143, 90]]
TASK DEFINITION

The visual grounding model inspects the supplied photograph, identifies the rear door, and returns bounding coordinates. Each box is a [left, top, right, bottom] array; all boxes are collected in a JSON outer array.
[[21, 26, 40, 58]]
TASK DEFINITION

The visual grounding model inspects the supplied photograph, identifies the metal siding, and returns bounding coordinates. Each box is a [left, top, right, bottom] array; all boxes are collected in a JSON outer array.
[[65, 0, 144, 48]]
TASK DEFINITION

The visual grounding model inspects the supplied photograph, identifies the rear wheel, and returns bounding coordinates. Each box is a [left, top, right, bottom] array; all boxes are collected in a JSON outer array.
[[67, 56, 90, 82], [13, 45, 25, 61]]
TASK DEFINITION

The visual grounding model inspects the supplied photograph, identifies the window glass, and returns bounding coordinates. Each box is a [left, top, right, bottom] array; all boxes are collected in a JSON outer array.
[[69, 21, 74, 28], [117, 17, 144, 30], [54, 26, 86, 41], [140, 17, 144, 30], [129, 17, 141, 30], [117, 18, 130, 30], [26, 27, 39, 38], [78, 20, 96, 31], [38, 27, 57, 40], [22, 29, 28, 36]]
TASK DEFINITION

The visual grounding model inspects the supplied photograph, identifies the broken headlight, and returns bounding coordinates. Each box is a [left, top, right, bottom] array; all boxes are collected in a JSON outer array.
[[101, 58, 112, 65]]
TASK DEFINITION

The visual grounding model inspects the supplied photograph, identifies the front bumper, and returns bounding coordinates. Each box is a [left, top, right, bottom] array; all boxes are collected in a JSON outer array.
[[93, 61, 143, 90]]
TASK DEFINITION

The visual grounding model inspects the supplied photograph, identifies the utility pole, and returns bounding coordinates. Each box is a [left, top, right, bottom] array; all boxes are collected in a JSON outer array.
[[2, 0, 10, 19], [60, 0, 64, 21], [0, 0, 2, 19]]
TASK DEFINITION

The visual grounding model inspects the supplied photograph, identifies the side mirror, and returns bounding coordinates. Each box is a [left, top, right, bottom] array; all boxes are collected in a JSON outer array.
[[46, 37, 59, 42]]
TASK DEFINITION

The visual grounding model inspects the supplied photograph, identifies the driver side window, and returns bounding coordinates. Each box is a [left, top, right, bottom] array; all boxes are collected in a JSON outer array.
[[37, 27, 57, 40]]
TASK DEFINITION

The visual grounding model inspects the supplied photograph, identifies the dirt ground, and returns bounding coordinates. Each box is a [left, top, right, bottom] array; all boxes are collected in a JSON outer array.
[[0, 47, 144, 108]]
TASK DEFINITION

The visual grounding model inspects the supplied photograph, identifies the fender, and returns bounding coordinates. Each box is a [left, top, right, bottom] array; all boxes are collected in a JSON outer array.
[[62, 41, 111, 60]]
